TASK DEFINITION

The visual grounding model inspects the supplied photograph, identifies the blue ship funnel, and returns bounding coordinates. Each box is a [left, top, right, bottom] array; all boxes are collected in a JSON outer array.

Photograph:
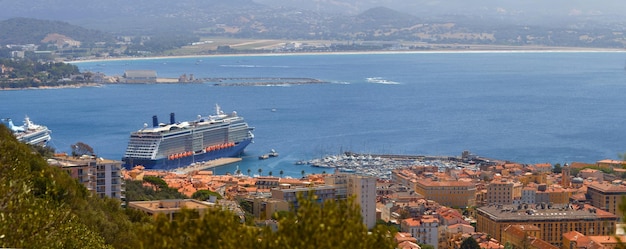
[[152, 115, 158, 127], [170, 113, 175, 124]]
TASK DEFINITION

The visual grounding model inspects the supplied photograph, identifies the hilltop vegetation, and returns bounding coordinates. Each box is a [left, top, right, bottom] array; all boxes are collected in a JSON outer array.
[[0, 18, 114, 45], [0, 58, 92, 89], [0, 124, 395, 248]]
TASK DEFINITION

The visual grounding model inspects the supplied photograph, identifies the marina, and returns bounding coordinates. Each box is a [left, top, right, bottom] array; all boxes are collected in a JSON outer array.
[[303, 152, 486, 179]]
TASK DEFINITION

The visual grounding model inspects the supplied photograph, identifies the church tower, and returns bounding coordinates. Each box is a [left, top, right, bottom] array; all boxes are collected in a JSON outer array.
[[561, 163, 571, 188]]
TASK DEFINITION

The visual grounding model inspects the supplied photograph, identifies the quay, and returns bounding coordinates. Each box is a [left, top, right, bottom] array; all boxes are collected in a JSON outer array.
[[172, 157, 242, 174]]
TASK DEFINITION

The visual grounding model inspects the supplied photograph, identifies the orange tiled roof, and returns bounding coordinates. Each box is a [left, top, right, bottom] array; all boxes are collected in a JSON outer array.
[[402, 218, 421, 227]]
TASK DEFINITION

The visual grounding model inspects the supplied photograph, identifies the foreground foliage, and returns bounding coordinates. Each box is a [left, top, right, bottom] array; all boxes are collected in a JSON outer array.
[[139, 193, 396, 249], [0, 125, 113, 248]]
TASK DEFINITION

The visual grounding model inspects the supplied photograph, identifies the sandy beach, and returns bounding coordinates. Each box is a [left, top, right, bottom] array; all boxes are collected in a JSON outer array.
[[67, 44, 625, 64]]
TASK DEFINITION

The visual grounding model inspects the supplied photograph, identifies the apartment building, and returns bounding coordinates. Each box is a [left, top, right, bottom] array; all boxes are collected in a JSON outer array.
[[476, 203, 617, 247], [270, 184, 336, 211], [325, 173, 377, 229], [401, 215, 441, 249], [486, 180, 522, 205], [48, 155, 123, 199], [587, 181, 626, 219], [413, 178, 476, 208]]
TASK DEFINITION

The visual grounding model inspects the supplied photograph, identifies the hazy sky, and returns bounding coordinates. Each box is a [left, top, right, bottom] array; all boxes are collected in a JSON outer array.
[[1, 0, 625, 29]]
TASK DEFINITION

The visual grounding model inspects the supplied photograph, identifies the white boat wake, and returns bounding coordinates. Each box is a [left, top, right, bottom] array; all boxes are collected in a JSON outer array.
[[365, 77, 400, 84]]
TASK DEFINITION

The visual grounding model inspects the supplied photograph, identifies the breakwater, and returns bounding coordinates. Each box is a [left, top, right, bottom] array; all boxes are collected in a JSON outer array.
[[206, 77, 326, 86], [151, 77, 327, 86]]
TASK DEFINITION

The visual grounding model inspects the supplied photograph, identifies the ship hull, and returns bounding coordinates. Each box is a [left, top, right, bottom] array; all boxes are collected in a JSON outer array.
[[122, 139, 252, 170]]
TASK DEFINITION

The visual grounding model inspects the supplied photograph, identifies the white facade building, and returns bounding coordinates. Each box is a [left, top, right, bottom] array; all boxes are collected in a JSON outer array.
[[325, 173, 377, 229]]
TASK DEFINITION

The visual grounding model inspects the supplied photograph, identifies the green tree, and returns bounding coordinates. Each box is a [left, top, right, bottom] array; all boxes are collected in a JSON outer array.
[[460, 236, 480, 249], [553, 163, 562, 174], [124, 179, 187, 202], [419, 244, 435, 249], [258, 168, 262, 176], [137, 208, 261, 249], [71, 141, 94, 156], [279, 170, 284, 178], [143, 175, 168, 190], [266, 192, 395, 248], [191, 189, 222, 201], [138, 192, 396, 249], [247, 168, 251, 176], [268, 171, 273, 177]]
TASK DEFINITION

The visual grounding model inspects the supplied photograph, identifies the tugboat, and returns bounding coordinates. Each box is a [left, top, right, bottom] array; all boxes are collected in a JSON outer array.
[[269, 149, 279, 157], [259, 149, 278, 160]]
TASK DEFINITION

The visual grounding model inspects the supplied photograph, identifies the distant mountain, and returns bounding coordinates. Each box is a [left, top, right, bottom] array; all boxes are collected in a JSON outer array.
[[353, 7, 419, 28], [0, 0, 625, 49], [254, 0, 626, 20], [0, 0, 266, 34], [0, 18, 114, 45]]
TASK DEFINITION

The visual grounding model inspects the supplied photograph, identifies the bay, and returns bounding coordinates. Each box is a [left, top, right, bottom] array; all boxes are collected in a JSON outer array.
[[2, 51, 626, 177]]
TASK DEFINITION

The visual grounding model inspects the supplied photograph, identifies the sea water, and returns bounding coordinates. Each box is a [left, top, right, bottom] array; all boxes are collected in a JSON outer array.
[[2, 51, 626, 177]]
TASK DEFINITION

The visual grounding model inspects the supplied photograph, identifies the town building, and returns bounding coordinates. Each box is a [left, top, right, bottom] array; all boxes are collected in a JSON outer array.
[[325, 173, 377, 229], [128, 199, 212, 220], [579, 168, 604, 182], [521, 185, 537, 204], [48, 155, 123, 199], [531, 163, 553, 174], [401, 215, 440, 249], [563, 230, 626, 249], [123, 70, 157, 83], [476, 203, 617, 247], [269, 184, 336, 212], [252, 197, 289, 220], [502, 225, 557, 249], [394, 232, 419, 248], [519, 172, 549, 185], [413, 178, 476, 208], [485, 180, 522, 205], [587, 181, 626, 219], [596, 159, 626, 170]]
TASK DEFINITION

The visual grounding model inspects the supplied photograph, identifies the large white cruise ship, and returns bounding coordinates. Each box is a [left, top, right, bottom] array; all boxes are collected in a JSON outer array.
[[122, 104, 254, 170], [2, 116, 52, 146]]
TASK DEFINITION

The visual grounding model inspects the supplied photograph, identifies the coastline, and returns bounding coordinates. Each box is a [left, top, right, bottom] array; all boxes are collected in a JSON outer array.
[[0, 83, 101, 91], [68, 45, 626, 64], [5, 46, 623, 91]]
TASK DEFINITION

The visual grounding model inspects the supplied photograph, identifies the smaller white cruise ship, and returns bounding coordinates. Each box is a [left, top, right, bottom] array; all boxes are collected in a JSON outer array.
[[2, 116, 52, 146]]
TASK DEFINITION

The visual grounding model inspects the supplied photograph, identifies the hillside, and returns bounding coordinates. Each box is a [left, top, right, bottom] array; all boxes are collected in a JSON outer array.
[[0, 18, 114, 45]]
